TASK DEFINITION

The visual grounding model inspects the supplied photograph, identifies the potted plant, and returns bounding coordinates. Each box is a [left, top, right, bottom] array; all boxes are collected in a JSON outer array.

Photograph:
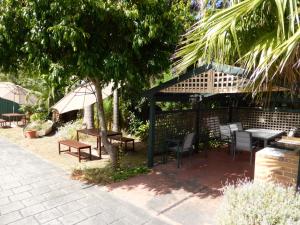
[[24, 129, 37, 138]]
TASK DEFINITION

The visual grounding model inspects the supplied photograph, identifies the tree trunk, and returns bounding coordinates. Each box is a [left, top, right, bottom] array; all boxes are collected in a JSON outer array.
[[112, 88, 119, 132], [91, 78, 118, 169], [83, 104, 94, 129]]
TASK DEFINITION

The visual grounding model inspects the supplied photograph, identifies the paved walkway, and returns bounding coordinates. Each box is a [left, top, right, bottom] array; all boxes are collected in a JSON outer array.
[[0, 138, 172, 225]]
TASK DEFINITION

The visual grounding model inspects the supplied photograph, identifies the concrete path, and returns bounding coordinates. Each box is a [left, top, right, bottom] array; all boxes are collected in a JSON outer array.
[[0, 138, 173, 225]]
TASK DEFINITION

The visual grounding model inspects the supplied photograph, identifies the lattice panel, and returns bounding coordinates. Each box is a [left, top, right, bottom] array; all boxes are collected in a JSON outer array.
[[236, 108, 300, 133], [162, 70, 247, 94], [199, 108, 230, 138], [154, 110, 196, 153]]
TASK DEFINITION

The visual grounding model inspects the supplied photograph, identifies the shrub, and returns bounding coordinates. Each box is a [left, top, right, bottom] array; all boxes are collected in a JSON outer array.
[[72, 165, 150, 184], [217, 180, 300, 225], [127, 113, 149, 141], [56, 120, 83, 140], [30, 112, 48, 122]]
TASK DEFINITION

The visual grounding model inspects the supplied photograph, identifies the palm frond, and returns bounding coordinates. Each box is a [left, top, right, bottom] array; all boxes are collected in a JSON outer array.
[[174, 0, 300, 94]]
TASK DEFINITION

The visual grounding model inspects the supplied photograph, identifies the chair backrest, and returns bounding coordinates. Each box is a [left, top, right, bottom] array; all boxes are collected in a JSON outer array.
[[235, 131, 252, 151], [220, 125, 232, 140], [229, 122, 243, 132], [183, 132, 195, 150]]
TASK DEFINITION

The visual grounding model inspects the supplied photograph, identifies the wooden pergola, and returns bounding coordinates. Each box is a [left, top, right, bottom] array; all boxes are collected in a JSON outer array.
[[145, 63, 287, 167]]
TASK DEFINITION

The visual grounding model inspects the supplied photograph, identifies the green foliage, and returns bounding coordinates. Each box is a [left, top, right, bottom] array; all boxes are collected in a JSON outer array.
[[30, 112, 48, 122], [0, 0, 194, 88], [19, 104, 36, 115], [127, 113, 149, 141], [103, 97, 113, 129], [217, 180, 300, 225], [112, 166, 150, 182], [72, 165, 150, 184], [56, 120, 82, 140]]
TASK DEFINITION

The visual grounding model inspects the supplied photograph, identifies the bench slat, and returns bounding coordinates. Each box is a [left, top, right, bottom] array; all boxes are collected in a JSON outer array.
[[59, 140, 90, 149]]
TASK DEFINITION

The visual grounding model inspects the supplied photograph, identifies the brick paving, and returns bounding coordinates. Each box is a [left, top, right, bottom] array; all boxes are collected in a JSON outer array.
[[0, 138, 172, 225]]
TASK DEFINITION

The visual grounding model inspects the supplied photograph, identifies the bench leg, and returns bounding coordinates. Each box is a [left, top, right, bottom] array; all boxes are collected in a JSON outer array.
[[58, 143, 61, 154], [78, 149, 81, 162], [132, 140, 135, 151], [89, 147, 92, 160], [98, 137, 102, 159]]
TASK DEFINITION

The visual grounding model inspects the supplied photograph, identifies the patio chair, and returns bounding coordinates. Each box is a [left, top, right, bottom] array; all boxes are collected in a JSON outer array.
[[219, 125, 234, 154], [166, 132, 195, 168], [229, 122, 243, 132], [234, 131, 256, 164]]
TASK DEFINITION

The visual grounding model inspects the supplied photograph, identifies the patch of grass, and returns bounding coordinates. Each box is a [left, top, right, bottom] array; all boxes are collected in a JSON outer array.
[[72, 165, 150, 184]]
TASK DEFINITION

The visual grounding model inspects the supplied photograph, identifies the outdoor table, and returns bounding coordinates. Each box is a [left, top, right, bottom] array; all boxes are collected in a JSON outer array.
[[245, 128, 285, 147], [1, 113, 26, 126], [76, 128, 122, 158]]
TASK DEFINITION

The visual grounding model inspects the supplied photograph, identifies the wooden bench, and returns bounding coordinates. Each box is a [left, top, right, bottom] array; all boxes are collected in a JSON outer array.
[[0, 119, 7, 127], [109, 136, 135, 151], [58, 140, 92, 162]]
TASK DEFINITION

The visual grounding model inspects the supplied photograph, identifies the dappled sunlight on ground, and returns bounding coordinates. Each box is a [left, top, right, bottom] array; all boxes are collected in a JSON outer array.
[[0, 126, 139, 171], [0, 127, 255, 225], [105, 149, 254, 224]]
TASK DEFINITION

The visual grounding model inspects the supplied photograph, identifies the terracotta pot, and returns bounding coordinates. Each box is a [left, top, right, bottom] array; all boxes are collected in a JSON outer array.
[[25, 130, 37, 139]]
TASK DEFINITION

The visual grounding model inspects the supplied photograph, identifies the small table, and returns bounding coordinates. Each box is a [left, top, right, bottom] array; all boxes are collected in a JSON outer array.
[[245, 128, 285, 147], [1, 113, 26, 126], [76, 128, 122, 158], [58, 140, 92, 162]]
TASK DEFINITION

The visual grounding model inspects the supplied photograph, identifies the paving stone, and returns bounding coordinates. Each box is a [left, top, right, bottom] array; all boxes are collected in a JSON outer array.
[[43, 192, 86, 210], [81, 205, 104, 217], [12, 185, 33, 194], [0, 201, 24, 214], [92, 211, 119, 224], [0, 190, 13, 198], [30, 185, 52, 196], [0, 197, 11, 206], [110, 219, 133, 225], [35, 208, 63, 224], [42, 189, 69, 201], [1, 181, 22, 190], [10, 192, 32, 202], [0, 139, 179, 225], [144, 218, 170, 225], [57, 200, 85, 215], [20, 203, 45, 217], [20, 177, 40, 186], [21, 195, 46, 207], [58, 211, 87, 225], [43, 219, 63, 225], [0, 211, 22, 224], [9, 216, 39, 225]]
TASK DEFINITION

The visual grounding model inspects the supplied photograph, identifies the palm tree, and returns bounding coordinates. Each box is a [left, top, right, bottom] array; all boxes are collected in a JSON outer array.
[[174, 0, 300, 94]]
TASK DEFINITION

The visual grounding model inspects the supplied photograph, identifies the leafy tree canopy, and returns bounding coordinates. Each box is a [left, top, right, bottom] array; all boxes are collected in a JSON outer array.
[[0, 0, 193, 88]]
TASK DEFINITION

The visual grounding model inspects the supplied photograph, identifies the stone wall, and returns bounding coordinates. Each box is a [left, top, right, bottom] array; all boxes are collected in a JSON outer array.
[[255, 147, 299, 188]]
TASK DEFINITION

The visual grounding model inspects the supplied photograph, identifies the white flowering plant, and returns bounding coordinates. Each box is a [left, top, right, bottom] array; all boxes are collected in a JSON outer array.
[[56, 120, 83, 140], [217, 180, 300, 225]]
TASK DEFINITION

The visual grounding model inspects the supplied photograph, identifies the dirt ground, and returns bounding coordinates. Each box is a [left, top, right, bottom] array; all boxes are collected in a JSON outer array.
[[0, 126, 147, 172]]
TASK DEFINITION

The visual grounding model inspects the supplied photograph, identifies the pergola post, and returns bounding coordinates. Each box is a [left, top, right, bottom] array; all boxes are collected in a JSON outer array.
[[297, 156, 300, 192], [147, 95, 156, 167], [194, 99, 200, 151]]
